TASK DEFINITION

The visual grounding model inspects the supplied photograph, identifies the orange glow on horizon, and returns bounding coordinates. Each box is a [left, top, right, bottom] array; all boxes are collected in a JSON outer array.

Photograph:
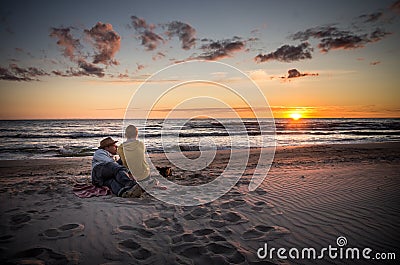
[[289, 112, 302, 120]]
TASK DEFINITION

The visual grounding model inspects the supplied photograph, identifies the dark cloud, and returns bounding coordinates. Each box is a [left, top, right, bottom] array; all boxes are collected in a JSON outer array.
[[285, 68, 318, 79], [84, 22, 121, 65], [51, 70, 69, 77], [358, 12, 384, 23], [255, 43, 313, 63], [130, 16, 148, 30], [49, 27, 81, 61], [370, 61, 381, 65], [129, 16, 197, 51], [77, 59, 105, 77], [51, 60, 105, 78], [137, 64, 145, 71], [49, 23, 117, 78], [291, 26, 349, 42], [140, 30, 164, 51], [117, 73, 129, 78], [165, 21, 196, 50], [129, 16, 164, 51], [390, 0, 400, 13], [287, 69, 302, 78], [197, 38, 245, 60], [291, 26, 391, 52], [369, 28, 392, 42], [152, 52, 166, 61], [318, 34, 367, 52], [0, 66, 31, 81], [0, 64, 49, 81]]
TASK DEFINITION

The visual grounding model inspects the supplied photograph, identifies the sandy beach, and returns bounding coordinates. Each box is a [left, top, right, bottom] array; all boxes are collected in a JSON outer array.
[[0, 142, 399, 264]]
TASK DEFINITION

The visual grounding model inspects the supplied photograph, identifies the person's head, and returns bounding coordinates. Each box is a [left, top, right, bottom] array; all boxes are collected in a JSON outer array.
[[125, 125, 138, 139], [99, 137, 118, 155]]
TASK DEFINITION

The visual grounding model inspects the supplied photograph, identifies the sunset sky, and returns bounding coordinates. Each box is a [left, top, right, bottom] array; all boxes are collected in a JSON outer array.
[[1, 0, 399, 119]]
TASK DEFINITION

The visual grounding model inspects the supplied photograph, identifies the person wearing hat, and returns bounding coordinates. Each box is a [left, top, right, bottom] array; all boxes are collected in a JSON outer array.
[[91, 137, 142, 197]]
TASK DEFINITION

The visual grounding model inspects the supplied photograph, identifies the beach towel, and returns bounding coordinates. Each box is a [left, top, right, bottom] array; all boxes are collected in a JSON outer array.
[[73, 183, 111, 198]]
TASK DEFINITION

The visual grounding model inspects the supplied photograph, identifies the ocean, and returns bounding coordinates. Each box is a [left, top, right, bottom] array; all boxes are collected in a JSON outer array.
[[0, 118, 399, 160]]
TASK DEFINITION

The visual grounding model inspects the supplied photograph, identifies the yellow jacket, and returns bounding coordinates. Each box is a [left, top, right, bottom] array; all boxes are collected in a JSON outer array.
[[118, 140, 150, 181]]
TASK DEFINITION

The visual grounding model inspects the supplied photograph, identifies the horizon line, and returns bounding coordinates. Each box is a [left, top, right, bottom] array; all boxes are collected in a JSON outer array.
[[1, 117, 399, 121]]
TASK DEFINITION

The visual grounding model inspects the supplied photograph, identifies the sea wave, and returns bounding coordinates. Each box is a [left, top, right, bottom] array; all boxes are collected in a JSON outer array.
[[0, 118, 399, 159]]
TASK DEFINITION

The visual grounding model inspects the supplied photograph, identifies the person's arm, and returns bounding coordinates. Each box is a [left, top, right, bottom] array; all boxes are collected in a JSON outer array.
[[117, 144, 127, 167], [93, 149, 115, 165]]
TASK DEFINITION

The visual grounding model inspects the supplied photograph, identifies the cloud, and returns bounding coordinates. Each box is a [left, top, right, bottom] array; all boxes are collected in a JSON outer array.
[[255, 42, 313, 63], [0, 64, 49, 81], [51, 61, 105, 78], [318, 34, 367, 52], [84, 22, 121, 65], [291, 26, 391, 52], [390, 0, 400, 13], [369, 28, 392, 42], [137, 63, 145, 71], [140, 30, 164, 51], [49, 23, 119, 78], [77, 59, 105, 77], [291, 26, 344, 41], [165, 21, 196, 50], [130, 15, 148, 30], [49, 27, 81, 61], [152, 52, 166, 61], [129, 16, 164, 51], [248, 69, 272, 81], [370, 61, 381, 65], [358, 12, 384, 23], [129, 17, 197, 51], [285, 68, 319, 79], [198, 38, 245, 60]]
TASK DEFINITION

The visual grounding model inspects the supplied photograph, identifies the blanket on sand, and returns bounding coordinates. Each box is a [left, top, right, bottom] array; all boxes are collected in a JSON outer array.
[[73, 183, 111, 198]]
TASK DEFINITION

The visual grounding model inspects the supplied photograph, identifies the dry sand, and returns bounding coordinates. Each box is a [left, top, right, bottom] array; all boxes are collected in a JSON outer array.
[[0, 143, 399, 264]]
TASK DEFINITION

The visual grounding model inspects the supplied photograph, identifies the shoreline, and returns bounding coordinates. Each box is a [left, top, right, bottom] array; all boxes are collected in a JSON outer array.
[[0, 142, 399, 264], [0, 140, 399, 160], [1, 139, 400, 161]]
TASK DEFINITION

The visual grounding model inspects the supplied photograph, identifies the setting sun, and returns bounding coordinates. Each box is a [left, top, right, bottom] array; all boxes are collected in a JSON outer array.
[[289, 113, 302, 120]]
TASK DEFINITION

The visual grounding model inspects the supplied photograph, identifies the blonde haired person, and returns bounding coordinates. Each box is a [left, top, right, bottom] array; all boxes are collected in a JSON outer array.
[[118, 125, 150, 181]]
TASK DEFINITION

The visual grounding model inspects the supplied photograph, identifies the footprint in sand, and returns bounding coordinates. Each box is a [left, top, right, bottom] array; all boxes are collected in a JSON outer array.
[[118, 225, 154, 238], [0, 234, 14, 243], [206, 242, 246, 264], [193, 228, 214, 236], [242, 229, 264, 240], [181, 233, 196, 242], [242, 225, 274, 240], [206, 242, 235, 254], [183, 206, 210, 220], [251, 200, 275, 212], [242, 225, 289, 240], [210, 211, 247, 226], [10, 213, 31, 229], [220, 199, 246, 209], [10, 247, 69, 264], [144, 217, 170, 228], [40, 223, 84, 240], [118, 239, 152, 260], [171, 243, 207, 259]]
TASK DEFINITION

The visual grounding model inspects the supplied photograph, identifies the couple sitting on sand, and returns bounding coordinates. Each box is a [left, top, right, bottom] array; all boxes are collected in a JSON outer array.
[[91, 125, 154, 198]]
